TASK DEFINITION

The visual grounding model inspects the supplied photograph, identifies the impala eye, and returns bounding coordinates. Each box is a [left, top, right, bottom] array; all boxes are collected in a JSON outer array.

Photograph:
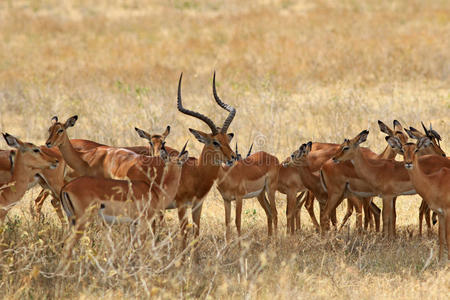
[[33, 149, 40, 153], [57, 129, 64, 134], [343, 147, 350, 151], [212, 141, 220, 147]]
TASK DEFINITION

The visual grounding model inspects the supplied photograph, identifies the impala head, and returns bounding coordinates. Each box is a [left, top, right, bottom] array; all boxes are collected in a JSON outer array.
[[177, 72, 236, 166], [386, 136, 432, 170], [45, 115, 78, 148], [282, 141, 312, 167], [404, 122, 445, 157], [332, 130, 369, 163], [3, 133, 59, 171], [160, 141, 189, 166], [135, 125, 171, 156], [378, 120, 408, 144]]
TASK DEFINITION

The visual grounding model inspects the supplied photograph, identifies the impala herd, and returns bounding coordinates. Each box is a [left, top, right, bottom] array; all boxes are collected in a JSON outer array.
[[0, 73, 449, 263]]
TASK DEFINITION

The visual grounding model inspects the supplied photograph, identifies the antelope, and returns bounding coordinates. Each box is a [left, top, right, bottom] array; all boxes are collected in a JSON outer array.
[[319, 120, 413, 236], [388, 136, 449, 260], [329, 128, 446, 237], [175, 72, 237, 250], [60, 143, 189, 260], [216, 143, 279, 243], [134, 126, 179, 157], [405, 123, 445, 236], [0, 133, 59, 222]]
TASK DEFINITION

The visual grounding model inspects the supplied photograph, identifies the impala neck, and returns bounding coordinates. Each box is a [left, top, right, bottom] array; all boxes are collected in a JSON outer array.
[[198, 146, 221, 183], [351, 148, 379, 182], [0, 154, 36, 210], [377, 144, 397, 160], [297, 164, 322, 196], [406, 154, 430, 199], [159, 163, 182, 206], [58, 133, 91, 176]]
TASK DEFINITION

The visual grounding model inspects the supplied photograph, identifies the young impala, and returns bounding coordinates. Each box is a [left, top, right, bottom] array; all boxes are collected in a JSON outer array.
[[60, 143, 189, 260], [405, 124, 445, 236], [0, 133, 59, 222], [217, 144, 280, 243], [134, 126, 178, 156]]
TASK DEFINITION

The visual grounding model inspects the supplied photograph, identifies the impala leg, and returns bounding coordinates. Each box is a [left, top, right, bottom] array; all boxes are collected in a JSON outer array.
[[438, 213, 445, 260], [62, 208, 92, 263], [424, 203, 433, 237], [370, 201, 381, 232], [339, 199, 353, 231], [295, 192, 306, 232], [34, 189, 50, 220], [382, 196, 395, 237], [393, 197, 398, 236], [224, 200, 232, 243], [192, 200, 203, 239], [330, 207, 338, 230], [286, 191, 296, 234], [305, 192, 320, 232], [177, 204, 188, 250], [321, 192, 342, 234], [445, 212, 450, 261], [266, 188, 278, 235], [50, 196, 67, 225], [257, 193, 272, 236], [235, 197, 243, 248], [362, 197, 371, 231], [418, 200, 425, 237], [354, 199, 363, 233]]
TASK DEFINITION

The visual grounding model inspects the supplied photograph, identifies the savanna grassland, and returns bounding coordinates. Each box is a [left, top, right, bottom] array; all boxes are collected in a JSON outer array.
[[0, 0, 449, 298]]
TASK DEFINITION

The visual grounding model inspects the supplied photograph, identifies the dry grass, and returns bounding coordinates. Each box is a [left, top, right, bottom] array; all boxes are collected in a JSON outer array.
[[0, 0, 449, 298]]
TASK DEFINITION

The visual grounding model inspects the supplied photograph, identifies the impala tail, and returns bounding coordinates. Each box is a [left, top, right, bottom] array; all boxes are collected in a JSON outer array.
[[319, 170, 328, 193], [61, 191, 76, 226]]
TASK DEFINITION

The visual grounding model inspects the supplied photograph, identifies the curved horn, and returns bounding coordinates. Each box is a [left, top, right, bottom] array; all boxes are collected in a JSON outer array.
[[421, 121, 429, 136], [246, 143, 253, 158], [177, 73, 218, 135], [212, 71, 236, 133], [178, 140, 188, 157]]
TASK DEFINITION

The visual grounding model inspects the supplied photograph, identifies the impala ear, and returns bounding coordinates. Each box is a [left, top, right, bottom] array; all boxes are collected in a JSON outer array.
[[178, 151, 189, 164], [378, 120, 394, 136], [386, 136, 403, 153], [404, 128, 416, 140], [135, 127, 151, 140], [64, 115, 78, 129], [417, 136, 431, 150], [3, 133, 23, 149], [162, 125, 171, 139], [355, 130, 369, 146], [305, 141, 313, 153], [393, 120, 403, 131], [189, 128, 210, 144], [51, 116, 58, 124], [160, 147, 169, 162], [227, 133, 234, 142]]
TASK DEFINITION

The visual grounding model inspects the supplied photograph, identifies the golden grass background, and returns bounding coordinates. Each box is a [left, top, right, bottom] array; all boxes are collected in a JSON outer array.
[[0, 0, 449, 298]]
